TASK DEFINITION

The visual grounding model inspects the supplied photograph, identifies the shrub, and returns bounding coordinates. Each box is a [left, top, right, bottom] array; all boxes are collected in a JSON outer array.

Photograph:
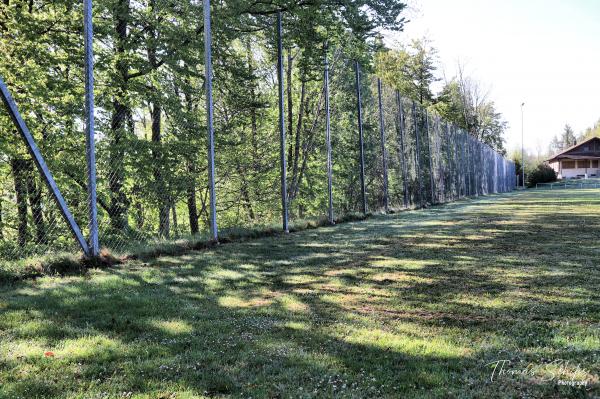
[[527, 163, 557, 187]]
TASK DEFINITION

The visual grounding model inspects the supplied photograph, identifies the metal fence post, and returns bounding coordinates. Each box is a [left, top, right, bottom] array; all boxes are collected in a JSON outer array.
[[395, 91, 409, 208], [437, 117, 446, 203], [453, 125, 459, 199], [479, 140, 482, 193], [324, 44, 334, 224], [354, 61, 367, 215], [451, 124, 458, 199], [477, 141, 481, 195], [203, 0, 218, 241], [412, 101, 424, 208], [465, 133, 471, 196], [84, 0, 99, 257], [473, 138, 478, 195], [470, 135, 475, 195], [466, 134, 471, 196], [276, 11, 289, 232], [444, 122, 452, 201], [424, 110, 435, 204], [377, 78, 389, 213]]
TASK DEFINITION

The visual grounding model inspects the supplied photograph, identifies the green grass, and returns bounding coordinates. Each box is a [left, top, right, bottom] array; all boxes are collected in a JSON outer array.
[[0, 213, 373, 283], [1, 189, 599, 398]]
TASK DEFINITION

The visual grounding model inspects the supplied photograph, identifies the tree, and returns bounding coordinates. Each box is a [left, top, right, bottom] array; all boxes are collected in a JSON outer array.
[[579, 119, 600, 141], [375, 38, 438, 106], [0, 0, 412, 256], [527, 163, 557, 188], [549, 124, 576, 154], [561, 124, 577, 148], [435, 67, 507, 154]]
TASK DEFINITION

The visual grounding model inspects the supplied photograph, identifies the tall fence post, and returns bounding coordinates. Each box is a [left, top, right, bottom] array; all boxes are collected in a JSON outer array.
[[354, 61, 367, 215], [444, 121, 452, 202], [437, 117, 446, 203], [470, 136, 475, 196], [476, 140, 481, 195], [424, 110, 435, 204], [377, 78, 389, 213], [452, 124, 458, 199], [412, 101, 424, 208], [448, 123, 460, 199], [461, 131, 467, 197], [474, 140, 478, 195], [324, 44, 334, 224], [468, 135, 473, 195], [457, 128, 463, 197], [464, 134, 468, 195], [276, 11, 289, 232], [203, 0, 218, 241], [395, 91, 409, 208], [464, 134, 468, 196], [84, 0, 99, 257]]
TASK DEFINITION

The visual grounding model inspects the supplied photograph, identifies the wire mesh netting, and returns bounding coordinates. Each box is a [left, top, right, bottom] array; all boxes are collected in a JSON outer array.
[[0, 4, 516, 261], [0, 70, 88, 260]]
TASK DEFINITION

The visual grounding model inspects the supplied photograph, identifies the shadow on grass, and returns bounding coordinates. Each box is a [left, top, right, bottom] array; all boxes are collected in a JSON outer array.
[[0, 190, 598, 398]]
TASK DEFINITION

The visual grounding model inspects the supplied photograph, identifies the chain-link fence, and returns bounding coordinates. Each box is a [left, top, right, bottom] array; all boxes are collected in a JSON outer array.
[[0, 3, 515, 262]]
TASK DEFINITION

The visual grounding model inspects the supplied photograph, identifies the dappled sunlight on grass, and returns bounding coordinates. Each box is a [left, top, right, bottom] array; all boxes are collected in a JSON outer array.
[[218, 294, 272, 308], [451, 292, 529, 310], [0, 189, 599, 397], [370, 271, 434, 285], [369, 256, 433, 270], [278, 294, 310, 314], [150, 320, 194, 335], [342, 326, 469, 358], [283, 321, 309, 330]]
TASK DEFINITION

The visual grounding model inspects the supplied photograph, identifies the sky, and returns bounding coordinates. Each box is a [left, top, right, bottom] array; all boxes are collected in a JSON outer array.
[[385, 0, 600, 157]]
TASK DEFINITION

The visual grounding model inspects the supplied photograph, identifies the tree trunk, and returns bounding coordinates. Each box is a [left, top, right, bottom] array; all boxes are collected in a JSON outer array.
[[182, 81, 199, 236], [292, 81, 326, 202], [11, 158, 28, 247], [235, 161, 255, 221], [108, 0, 132, 230], [148, 0, 170, 238], [171, 201, 178, 237], [134, 193, 144, 230], [247, 41, 259, 172], [0, 192, 3, 240], [246, 40, 261, 207], [151, 101, 170, 238], [289, 80, 306, 201], [186, 162, 199, 235], [286, 49, 294, 171], [24, 161, 46, 244]]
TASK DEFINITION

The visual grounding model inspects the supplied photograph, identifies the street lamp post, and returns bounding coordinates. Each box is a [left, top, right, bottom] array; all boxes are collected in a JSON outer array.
[[521, 102, 525, 188]]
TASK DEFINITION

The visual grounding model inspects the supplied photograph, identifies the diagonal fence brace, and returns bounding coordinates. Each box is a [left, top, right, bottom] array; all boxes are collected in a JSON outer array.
[[0, 75, 91, 256]]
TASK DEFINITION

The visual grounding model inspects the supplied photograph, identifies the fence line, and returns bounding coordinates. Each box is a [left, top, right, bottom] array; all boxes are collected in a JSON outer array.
[[0, 3, 516, 261]]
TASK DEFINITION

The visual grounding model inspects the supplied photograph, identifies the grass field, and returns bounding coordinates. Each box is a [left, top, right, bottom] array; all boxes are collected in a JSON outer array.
[[1, 189, 599, 398]]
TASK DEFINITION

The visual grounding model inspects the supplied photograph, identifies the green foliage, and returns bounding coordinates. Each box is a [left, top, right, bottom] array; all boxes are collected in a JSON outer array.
[[375, 38, 438, 106], [527, 163, 557, 187], [434, 75, 507, 154], [578, 119, 600, 141], [550, 124, 577, 154], [376, 41, 507, 155], [0, 0, 407, 259]]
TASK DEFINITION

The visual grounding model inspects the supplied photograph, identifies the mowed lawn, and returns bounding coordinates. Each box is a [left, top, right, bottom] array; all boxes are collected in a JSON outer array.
[[1, 189, 599, 398]]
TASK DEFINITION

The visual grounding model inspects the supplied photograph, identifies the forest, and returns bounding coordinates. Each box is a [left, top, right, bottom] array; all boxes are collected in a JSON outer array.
[[0, 0, 511, 259]]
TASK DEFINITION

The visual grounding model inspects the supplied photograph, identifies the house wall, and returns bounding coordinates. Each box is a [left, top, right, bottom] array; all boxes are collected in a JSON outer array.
[[551, 160, 600, 179], [561, 168, 599, 178]]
